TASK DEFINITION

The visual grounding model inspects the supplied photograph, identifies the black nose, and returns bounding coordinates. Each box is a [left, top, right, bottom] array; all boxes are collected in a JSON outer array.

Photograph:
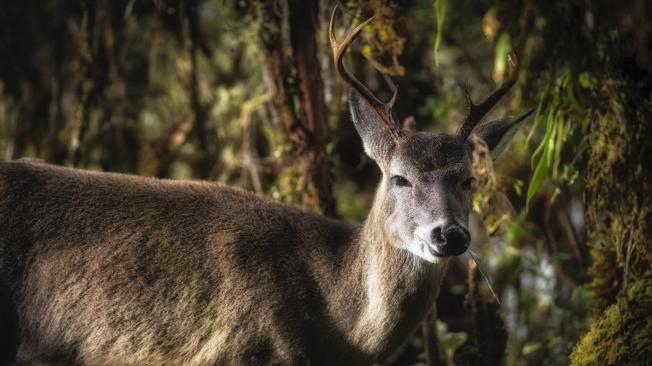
[[430, 225, 470, 257]]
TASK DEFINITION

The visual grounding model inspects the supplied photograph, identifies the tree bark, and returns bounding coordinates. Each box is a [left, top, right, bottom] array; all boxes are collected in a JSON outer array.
[[288, 0, 336, 217], [257, 0, 335, 216]]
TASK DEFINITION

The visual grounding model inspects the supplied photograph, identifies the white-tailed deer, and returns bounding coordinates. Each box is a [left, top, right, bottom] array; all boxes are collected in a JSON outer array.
[[0, 7, 533, 365]]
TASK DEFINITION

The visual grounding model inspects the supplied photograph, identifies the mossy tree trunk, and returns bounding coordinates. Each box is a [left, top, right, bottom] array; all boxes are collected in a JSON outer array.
[[571, 1, 652, 364], [256, 0, 335, 216]]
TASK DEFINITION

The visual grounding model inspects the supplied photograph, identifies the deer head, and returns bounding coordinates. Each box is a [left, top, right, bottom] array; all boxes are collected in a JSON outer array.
[[330, 7, 534, 262]]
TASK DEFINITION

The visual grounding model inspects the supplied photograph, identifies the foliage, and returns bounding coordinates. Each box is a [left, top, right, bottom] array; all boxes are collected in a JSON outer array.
[[437, 320, 467, 364]]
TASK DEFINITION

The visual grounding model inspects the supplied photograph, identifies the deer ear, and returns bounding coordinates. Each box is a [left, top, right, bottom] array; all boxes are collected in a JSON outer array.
[[349, 90, 396, 164], [468, 108, 535, 159]]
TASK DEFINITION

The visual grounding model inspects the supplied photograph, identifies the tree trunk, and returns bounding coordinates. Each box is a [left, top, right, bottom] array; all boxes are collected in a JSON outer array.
[[256, 0, 335, 216], [288, 0, 336, 217], [570, 2, 652, 364]]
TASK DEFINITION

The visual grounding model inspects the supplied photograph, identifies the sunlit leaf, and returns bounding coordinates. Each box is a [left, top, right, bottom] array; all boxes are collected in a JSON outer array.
[[437, 320, 468, 352], [526, 157, 548, 208], [433, 0, 447, 66], [522, 342, 542, 355], [578, 72, 598, 89], [530, 112, 548, 166], [525, 94, 547, 148], [493, 33, 512, 82]]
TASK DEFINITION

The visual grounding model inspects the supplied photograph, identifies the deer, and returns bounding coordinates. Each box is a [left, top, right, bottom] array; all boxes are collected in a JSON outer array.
[[0, 7, 533, 366]]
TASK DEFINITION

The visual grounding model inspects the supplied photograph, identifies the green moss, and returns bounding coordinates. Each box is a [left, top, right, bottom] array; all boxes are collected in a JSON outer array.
[[570, 279, 652, 366]]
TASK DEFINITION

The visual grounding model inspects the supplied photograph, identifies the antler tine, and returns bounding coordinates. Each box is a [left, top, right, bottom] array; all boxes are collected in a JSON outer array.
[[329, 5, 402, 140], [457, 52, 520, 139], [382, 73, 399, 110]]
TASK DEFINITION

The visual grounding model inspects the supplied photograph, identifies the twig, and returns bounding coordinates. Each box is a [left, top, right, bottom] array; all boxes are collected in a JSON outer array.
[[560, 209, 583, 266]]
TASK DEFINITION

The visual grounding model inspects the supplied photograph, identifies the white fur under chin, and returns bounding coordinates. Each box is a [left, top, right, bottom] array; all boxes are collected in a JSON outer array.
[[403, 221, 447, 263], [404, 239, 441, 263]]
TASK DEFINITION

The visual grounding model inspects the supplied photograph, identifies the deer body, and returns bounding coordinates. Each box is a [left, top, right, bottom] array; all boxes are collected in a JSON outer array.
[[0, 160, 446, 365], [1, 8, 533, 365]]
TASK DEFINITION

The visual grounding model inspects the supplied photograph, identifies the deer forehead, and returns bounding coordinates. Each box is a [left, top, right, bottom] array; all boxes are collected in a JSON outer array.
[[389, 132, 472, 175]]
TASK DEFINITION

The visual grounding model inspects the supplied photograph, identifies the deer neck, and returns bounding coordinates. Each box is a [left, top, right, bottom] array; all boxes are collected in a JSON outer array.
[[344, 192, 449, 356]]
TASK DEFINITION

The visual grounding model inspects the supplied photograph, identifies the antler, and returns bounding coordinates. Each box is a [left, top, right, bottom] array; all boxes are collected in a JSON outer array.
[[329, 5, 402, 140], [457, 52, 520, 139]]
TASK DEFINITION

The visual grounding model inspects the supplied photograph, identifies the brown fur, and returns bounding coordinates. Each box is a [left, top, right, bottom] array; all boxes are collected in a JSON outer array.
[[0, 93, 532, 364], [0, 161, 445, 365]]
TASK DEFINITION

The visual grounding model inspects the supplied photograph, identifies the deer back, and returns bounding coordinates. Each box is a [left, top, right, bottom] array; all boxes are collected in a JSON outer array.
[[0, 161, 371, 364]]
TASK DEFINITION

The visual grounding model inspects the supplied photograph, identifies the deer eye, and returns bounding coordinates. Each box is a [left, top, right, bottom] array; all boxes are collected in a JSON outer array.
[[392, 175, 412, 188], [462, 177, 477, 190]]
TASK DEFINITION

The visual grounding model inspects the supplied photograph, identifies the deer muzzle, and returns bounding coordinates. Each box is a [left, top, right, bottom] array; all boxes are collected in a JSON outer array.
[[429, 224, 470, 257]]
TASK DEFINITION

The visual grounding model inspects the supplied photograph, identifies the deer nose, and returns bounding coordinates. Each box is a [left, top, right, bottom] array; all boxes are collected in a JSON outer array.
[[430, 225, 470, 257]]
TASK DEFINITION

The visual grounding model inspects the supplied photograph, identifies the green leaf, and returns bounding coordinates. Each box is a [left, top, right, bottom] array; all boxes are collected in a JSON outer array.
[[578, 72, 598, 89], [522, 342, 542, 355], [526, 115, 557, 208], [552, 118, 567, 177], [527, 155, 549, 208], [493, 33, 512, 81], [525, 95, 547, 148], [513, 179, 523, 196], [530, 111, 554, 167], [437, 320, 468, 352], [433, 0, 448, 66], [440, 332, 467, 352]]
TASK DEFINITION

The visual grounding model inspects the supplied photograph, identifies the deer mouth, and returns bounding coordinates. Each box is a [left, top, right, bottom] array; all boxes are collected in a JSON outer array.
[[428, 244, 467, 258]]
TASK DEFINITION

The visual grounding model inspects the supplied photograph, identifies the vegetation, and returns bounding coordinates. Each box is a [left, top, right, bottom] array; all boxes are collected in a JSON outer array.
[[1, 0, 649, 365]]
